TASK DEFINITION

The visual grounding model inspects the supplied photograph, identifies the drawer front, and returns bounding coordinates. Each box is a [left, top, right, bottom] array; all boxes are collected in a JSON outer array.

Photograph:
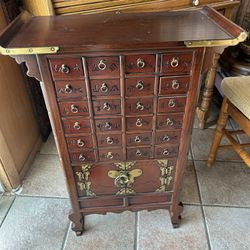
[[158, 97, 186, 113], [70, 150, 95, 164], [62, 118, 91, 134], [127, 147, 152, 160], [159, 76, 190, 95], [95, 118, 122, 132], [128, 194, 172, 206], [79, 197, 124, 209], [99, 148, 123, 162], [126, 116, 153, 131], [155, 130, 181, 145], [125, 77, 154, 97], [54, 80, 87, 99], [49, 58, 84, 80], [126, 98, 153, 115], [90, 79, 120, 97], [155, 145, 179, 159], [87, 56, 120, 77], [161, 53, 193, 74], [66, 136, 93, 150], [93, 99, 121, 115], [59, 101, 89, 117], [97, 134, 122, 147], [126, 132, 152, 146], [125, 54, 156, 73], [157, 114, 183, 130]]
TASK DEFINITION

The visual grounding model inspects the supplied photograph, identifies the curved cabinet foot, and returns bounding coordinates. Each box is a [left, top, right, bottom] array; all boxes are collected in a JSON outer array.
[[170, 202, 184, 229], [69, 212, 85, 236]]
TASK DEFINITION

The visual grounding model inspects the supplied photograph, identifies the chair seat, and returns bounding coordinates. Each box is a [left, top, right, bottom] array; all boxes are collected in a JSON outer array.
[[222, 76, 250, 120]]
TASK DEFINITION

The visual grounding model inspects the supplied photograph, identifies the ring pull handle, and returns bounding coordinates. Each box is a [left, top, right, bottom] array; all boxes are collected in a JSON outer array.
[[168, 99, 176, 108], [71, 104, 79, 113], [103, 103, 111, 111], [65, 84, 73, 93], [170, 57, 179, 68], [137, 58, 146, 68], [163, 135, 170, 142], [172, 80, 180, 90], [98, 60, 107, 71], [192, 0, 199, 6], [79, 154, 86, 162], [61, 64, 70, 74], [100, 83, 109, 93], [74, 122, 81, 130], [163, 149, 170, 156], [136, 102, 144, 111], [166, 118, 174, 127], [136, 80, 144, 90], [136, 118, 143, 127], [107, 152, 114, 160], [114, 174, 129, 187], [106, 137, 114, 145], [77, 139, 85, 147], [134, 136, 141, 143], [136, 149, 142, 157], [105, 122, 112, 130]]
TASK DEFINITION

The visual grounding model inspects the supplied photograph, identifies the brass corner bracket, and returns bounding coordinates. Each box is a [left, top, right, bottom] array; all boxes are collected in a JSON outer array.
[[0, 46, 59, 55]]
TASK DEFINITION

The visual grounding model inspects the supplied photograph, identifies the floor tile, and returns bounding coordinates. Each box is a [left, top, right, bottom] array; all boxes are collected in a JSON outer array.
[[191, 128, 242, 162], [0, 195, 15, 226], [137, 206, 209, 250], [204, 206, 250, 250], [40, 133, 58, 155], [21, 154, 69, 198], [195, 160, 250, 206], [0, 196, 70, 250], [180, 161, 200, 204], [64, 212, 135, 250]]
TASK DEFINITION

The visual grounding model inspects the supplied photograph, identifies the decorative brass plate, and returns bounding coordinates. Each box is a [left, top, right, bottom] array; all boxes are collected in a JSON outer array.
[[0, 46, 59, 55]]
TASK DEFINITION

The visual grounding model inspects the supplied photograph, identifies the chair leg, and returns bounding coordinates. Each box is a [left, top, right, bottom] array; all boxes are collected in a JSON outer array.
[[207, 97, 229, 167]]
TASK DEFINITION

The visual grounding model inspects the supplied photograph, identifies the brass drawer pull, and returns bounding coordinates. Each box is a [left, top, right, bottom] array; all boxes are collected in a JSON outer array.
[[136, 118, 143, 127], [115, 174, 129, 187], [77, 139, 85, 147], [166, 118, 174, 126], [136, 80, 144, 90], [163, 135, 170, 142], [100, 83, 109, 93], [74, 122, 81, 130], [136, 149, 142, 156], [135, 136, 141, 143], [65, 84, 73, 93], [163, 149, 170, 156], [107, 152, 114, 159], [136, 102, 144, 111], [172, 80, 180, 90], [168, 99, 176, 108], [170, 57, 179, 68], [103, 103, 111, 111], [79, 154, 86, 162], [71, 104, 79, 113], [61, 64, 70, 74], [192, 0, 199, 6], [98, 60, 107, 70], [137, 58, 145, 68], [106, 137, 114, 144], [105, 122, 112, 130]]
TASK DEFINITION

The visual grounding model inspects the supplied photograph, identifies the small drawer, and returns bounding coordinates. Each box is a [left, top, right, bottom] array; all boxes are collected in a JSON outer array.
[[62, 118, 91, 134], [79, 197, 124, 208], [97, 134, 122, 147], [93, 99, 121, 115], [90, 79, 120, 97], [155, 130, 181, 145], [54, 80, 86, 99], [99, 148, 123, 162], [95, 118, 122, 132], [66, 136, 93, 150], [127, 147, 152, 160], [69, 150, 95, 164], [86, 56, 120, 77], [59, 101, 89, 117], [128, 194, 172, 206], [126, 98, 153, 115], [155, 145, 179, 159], [159, 76, 190, 95], [158, 97, 186, 113], [157, 114, 183, 130], [161, 52, 193, 74], [125, 77, 154, 97], [126, 132, 152, 146], [125, 54, 156, 73], [126, 116, 153, 131], [49, 58, 83, 80]]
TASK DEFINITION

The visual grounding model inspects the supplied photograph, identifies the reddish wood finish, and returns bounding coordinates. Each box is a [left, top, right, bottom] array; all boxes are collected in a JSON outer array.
[[66, 135, 93, 150], [158, 96, 187, 113], [126, 132, 152, 146], [90, 78, 120, 97], [126, 97, 154, 115], [126, 116, 153, 131], [97, 133, 122, 147]]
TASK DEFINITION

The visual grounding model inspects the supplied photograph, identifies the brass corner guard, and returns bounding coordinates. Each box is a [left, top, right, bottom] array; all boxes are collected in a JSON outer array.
[[184, 31, 248, 48], [0, 46, 59, 55]]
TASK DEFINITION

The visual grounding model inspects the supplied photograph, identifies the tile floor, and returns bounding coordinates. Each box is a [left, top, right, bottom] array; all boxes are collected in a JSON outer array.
[[1, 108, 250, 250]]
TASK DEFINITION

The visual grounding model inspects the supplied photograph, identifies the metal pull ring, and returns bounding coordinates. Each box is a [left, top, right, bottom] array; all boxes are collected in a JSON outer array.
[[107, 152, 114, 159], [163, 149, 170, 156], [166, 118, 174, 127], [71, 104, 79, 113], [136, 80, 144, 90], [137, 58, 146, 68], [100, 83, 109, 93], [61, 64, 70, 74], [106, 137, 114, 145], [103, 103, 111, 111], [172, 80, 180, 90], [168, 99, 176, 108], [163, 135, 170, 142], [136, 102, 144, 111], [170, 57, 179, 68], [136, 149, 142, 156], [65, 84, 73, 93], [105, 122, 112, 130], [192, 0, 199, 6], [77, 139, 85, 147], [79, 154, 86, 162], [134, 136, 141, 143], [98, 60, 107, 71], [74, 122, 81, 130], [136, 119, 143, 127], [114, 174, 129, 187]]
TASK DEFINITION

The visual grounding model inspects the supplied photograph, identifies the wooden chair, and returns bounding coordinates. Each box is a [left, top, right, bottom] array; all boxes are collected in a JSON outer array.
[[208, 76, 250, 167]]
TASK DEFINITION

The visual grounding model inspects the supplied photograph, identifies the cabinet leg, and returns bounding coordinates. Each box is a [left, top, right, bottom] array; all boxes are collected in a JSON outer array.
[[69, 211, 85, 236], [170, 202, 184, 228]]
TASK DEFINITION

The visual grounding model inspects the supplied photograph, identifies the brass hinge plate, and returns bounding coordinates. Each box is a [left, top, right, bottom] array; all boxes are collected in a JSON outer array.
[[0, 46, 59, 55]]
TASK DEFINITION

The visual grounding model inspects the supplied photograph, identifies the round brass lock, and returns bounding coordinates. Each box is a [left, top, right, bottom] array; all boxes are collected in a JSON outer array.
[[79, 154, 86, 162], [137, 58, 146, 68], [77, 139, 85, 147], [74, 122, 81, 130], [136, 80, 144, 90], [65, 84, 73, 93], [61, 64, 70, 74], [114, 174, 130, 187], [172, 80, 180, 90], [71, 104, 79, 113], [100, 83, 109, 93], [103, 103, 111, 111], [105, 122, 112, 130], [98, 60, 107, 71], [106, 137, 114, 145], [136, 102, 144, 111], [168, 99, 176, 108], [136, 119, 143, 127], [170, 57, 179, 68]]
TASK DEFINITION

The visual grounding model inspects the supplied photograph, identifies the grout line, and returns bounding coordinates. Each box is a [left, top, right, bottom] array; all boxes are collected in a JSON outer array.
[[0, 196, 16, 228], [134, 212, 139, 250], [193, 159, 243, 164], [15, 194, 70, 200], [199, 204, 250, 209], [61, 222, 71, 250]]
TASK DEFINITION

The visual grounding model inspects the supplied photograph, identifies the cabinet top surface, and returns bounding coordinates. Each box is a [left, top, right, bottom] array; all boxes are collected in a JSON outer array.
[[0, 6, 247, 55]]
